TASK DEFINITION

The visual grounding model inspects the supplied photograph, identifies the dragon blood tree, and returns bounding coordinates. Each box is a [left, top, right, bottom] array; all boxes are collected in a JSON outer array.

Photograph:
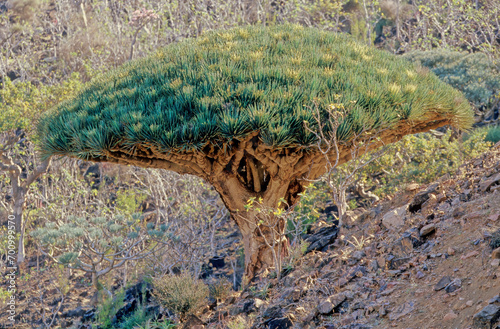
[[38, 25, 473, 278]]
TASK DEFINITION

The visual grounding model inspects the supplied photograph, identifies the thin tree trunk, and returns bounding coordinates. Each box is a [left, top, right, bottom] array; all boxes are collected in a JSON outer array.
[[362, 0, 372, 45], [396, 0, 401, 40], [13, 188, 27, 263]]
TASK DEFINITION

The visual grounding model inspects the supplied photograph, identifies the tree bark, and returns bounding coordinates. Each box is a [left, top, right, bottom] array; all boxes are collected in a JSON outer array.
[[211, 171, 299, 279], [13, 188, 27, 263], [97, 115, 454, 279], [232, 209, 287, 278]]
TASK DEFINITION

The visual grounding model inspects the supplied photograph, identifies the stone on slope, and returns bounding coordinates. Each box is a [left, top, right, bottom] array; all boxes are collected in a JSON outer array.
[[420, 224, 436, 237], [381, 205, 408, 230], [434, 276, 452, 291], [317, 293, 347, 314], [304, 224, 339, 253], [472, 304, 500, 328]]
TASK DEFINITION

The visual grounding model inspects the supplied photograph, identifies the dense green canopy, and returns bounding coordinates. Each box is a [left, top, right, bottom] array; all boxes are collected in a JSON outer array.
[[38, 24, 473, 160]]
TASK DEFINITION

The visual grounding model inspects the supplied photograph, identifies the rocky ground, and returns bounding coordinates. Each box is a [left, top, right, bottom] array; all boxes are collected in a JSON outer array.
[[3, 143, 500, 329]]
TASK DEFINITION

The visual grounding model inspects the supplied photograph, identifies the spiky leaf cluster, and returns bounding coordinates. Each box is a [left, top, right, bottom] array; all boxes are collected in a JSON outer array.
[[38, 24, 473, 160]]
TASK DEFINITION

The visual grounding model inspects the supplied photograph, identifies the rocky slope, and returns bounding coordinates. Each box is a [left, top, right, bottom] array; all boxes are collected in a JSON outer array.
[[201, 142, 500, 329], [3, 144, 500, 329]]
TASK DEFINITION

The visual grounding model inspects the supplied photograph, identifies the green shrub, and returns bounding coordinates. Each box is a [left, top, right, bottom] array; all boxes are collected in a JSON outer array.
[[485, 126, 500, 144], [133, 319, 177, 329], [152, 273, 209, 317], [288, 183, 325, 236], [359, 129, 492, 197], [96, 289, 125, 329], [0, 73, 82, 134], [403, 50, 500, 109], [115, 189, 147, 218], [31, 213, 166, 294], [119, 305, 148, 329]]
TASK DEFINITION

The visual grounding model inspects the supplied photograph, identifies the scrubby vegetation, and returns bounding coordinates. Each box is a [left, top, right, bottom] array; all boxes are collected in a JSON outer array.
[[152, 273, 209, 317], [1, 1, 500, 328], [403, 50, 500, 110], [358, 128, 493, 198], [485, 125, 500, 144]]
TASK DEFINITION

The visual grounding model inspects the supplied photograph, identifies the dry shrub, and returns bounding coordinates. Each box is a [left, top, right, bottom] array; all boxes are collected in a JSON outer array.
[[227, 315, 248, 329], [10, 0, 40, 22], [152, 272, 209, 317], [208, 276, 232, 302]]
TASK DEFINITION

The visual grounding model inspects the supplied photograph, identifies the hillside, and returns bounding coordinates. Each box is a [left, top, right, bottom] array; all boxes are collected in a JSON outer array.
[[2, 144, 500, 328], [1, 1, 500, 328]]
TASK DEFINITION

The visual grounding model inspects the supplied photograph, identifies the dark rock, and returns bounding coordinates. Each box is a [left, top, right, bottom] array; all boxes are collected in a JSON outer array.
[[280, 266, 293, 278], [480, 173, 500, 192], [445, 279, 462, 293], [84, 163, 101, 188], [389, 257, 411, 270], [266, 317, 293, 329], [489, 295, 500, 304], [352, 301, 366, 310], [472, 304, 500, 328], [78, 325, 93, 329], [81, 309, 95, 322], [200, 263, 213, 279], [263, 305, 283, 319], [351, 250, 366, 261], [145, 305, 161, 319], [304, 223, 339, 253], [7, 70, 20, 81], [242, 299, 256, 313], [125, 281, 152, 303], [394, 229, 421, 254], [112, 300, 137, 324], [337, 266, 366, 287], [369, 259, 379, 272], [62, 306, 86, 318], [209, 256, 225, 269], [384, 254, 396, 269], [322, 203, 339, 220], [112, 281, 154, 324], [434, 276, 452, 291], [207, 297, 217, 310], [409, 183, 439, 213], [335, 299, 350, 314]]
